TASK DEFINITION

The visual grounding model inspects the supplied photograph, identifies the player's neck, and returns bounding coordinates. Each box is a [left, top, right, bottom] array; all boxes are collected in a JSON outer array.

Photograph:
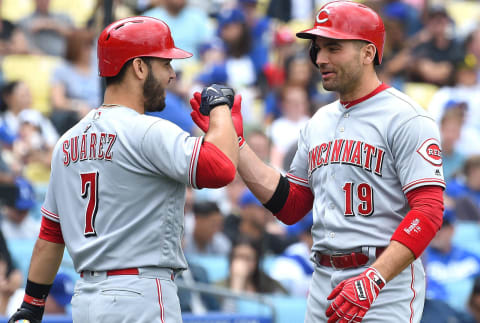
[[103, 85, 145, 114], [339, 72, 381, 102]]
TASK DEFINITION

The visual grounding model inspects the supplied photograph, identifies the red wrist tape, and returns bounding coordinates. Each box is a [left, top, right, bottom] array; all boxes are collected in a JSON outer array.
[[23, 294, 46, 307], [391, 209, 437, 258]]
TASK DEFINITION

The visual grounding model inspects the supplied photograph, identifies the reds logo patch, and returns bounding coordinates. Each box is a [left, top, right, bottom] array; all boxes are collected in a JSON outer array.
[[316, 8, 330, 24], [417, 138, 442, 166]]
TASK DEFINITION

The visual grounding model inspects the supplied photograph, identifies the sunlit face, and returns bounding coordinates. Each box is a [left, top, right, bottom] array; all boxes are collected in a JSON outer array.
[[313, 37, 366, 96], [143, 58, 176, 112], [231, 244, 257, 273]]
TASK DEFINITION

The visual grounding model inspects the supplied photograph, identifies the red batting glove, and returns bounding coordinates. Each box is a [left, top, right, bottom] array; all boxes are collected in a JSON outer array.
[[189, 91, 245, 148], [326, 267, 386, 323]]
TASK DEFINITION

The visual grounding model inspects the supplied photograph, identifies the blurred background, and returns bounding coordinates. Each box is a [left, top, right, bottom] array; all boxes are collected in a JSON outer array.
[[0, 0, 479, 322]]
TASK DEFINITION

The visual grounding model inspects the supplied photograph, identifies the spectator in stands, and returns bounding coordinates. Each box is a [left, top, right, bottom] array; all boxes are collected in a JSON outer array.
[[216, 235, 288, 310], [268, 84, 310, 170], [244, 128, 270, 163], [423, 209, 480, 312], [50, 28, 101, 135], [224, 189, 293, 255], [0, 11, 17, 56], [0, 177, 39, 239], [142, 0, 214, 61], [183, 201, 231, 256], [44, 272, 74, 314], [439, 103, 466, 181], [18, 0, 74, 57], [446, 155, 480, 213], [270, 212, 313, 297], [177, 261, 220, 314], [407, 5, 464, 86], [0, 230, 22, 315], [467, 276, 480, 323], [464, 27, 480, 80]]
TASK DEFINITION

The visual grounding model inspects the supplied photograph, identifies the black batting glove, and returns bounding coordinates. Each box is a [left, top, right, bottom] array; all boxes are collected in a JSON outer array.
[[199, 84, 235, 116], [8, 304, 42, 323]]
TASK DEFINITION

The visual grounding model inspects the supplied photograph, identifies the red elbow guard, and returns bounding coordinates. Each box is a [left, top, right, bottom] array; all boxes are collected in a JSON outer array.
[[196, 141, 236, 188], [391, 209, 437, 258], [274, 182, 314, 225]]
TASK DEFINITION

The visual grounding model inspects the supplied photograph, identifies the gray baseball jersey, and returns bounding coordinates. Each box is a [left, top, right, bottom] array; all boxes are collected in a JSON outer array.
[[288, 86, 445, 252], [41, 106, 203, 272], [287, 85, 445, 322]]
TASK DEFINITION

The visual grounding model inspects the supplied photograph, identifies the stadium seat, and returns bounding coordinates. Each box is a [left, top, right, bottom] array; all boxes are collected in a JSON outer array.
[[447, 2, 480, 33], [2, 55, 61, 115], [49, 0, 96, 28], [403, 82, 439, 110], [1, 0, 34, 23], [452, 221, 480, 257]]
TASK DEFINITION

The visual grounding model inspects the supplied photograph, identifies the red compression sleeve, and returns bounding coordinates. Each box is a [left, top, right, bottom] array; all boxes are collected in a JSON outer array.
[[391, 185, 444, 258], [39, 216, 64, 244], [196, 141, 236, 189], [274, 182, 314, 225]]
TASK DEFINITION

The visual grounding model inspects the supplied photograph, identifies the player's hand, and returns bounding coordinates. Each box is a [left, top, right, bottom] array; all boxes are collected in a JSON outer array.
[[199, 84, 234, 116], [190, 92, 245, 148], [326, 267, 386, 323], [8, 307, 41, 323]]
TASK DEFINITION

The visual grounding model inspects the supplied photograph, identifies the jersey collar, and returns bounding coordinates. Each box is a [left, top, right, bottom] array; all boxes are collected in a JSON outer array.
[[340, 83, 390, 109]]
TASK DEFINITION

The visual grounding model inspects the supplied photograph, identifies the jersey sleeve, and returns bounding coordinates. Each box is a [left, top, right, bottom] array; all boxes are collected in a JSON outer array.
[[141, 120, 203, 188], [391, 116, 446, 193], [286, 125, 310, 187]]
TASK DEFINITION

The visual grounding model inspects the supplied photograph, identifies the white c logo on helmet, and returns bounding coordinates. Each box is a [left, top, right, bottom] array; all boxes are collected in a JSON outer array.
[[316, 8, 330, 24]]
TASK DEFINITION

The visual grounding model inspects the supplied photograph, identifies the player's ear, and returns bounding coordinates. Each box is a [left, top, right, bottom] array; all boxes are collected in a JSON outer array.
[[362, 43, 376, 65], [131, 57, 148, 80]]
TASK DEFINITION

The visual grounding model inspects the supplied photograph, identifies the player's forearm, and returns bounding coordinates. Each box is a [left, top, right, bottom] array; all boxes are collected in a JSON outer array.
[[238, 143, 281, 203], [27, 238, 65, 284], [371, 240, 415, 282], [204, 105, 239, 168]]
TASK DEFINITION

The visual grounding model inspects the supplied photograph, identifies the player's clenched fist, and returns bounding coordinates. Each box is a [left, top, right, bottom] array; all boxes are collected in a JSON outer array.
[[199, 84, 235, 116], [326, 267, 386, 323], [190, 90, 245, 148]]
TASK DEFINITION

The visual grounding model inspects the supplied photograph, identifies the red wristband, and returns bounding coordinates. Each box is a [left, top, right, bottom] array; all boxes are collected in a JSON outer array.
[[23, 294, 46, 307], [391, 209, 437, 258]]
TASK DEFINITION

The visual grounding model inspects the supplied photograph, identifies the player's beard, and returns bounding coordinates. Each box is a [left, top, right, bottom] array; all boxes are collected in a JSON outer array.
[[322, 54, 363, 96], [143, 70, 166, 113]]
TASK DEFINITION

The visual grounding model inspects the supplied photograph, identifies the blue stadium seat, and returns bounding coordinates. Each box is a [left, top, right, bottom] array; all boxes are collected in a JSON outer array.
[[452, 221, 480, 257]]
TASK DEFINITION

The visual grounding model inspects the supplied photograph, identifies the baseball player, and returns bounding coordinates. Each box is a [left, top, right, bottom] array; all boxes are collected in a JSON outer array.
[[190, 1, 445, 322], [9, 17, 239, 323]]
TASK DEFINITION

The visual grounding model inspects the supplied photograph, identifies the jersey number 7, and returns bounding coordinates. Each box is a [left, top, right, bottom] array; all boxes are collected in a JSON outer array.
[[342, 182, 374, 216], [81, 172, 99, 237]]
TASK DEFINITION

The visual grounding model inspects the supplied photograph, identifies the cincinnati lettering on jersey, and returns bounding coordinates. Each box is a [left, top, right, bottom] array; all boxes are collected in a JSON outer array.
[[308, 139, 385, 177], [63, 133, 117, 166]]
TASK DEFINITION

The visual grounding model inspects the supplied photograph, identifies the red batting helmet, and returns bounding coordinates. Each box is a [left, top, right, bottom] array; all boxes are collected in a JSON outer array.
[[296, 1, 385, 64], [97, 16, 192, 77]]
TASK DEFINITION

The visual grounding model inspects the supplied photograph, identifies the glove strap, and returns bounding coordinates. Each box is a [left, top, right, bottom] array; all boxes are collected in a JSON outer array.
[[238, 136, 246, 149], [365, 267, 386, 289]]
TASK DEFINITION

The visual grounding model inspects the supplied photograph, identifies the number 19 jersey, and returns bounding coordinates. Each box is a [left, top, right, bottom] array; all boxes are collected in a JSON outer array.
[[287, 85, 445, 252]]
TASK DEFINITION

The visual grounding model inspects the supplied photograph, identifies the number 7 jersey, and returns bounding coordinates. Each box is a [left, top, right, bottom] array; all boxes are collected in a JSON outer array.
[[40, 106, 203, 272], [287, 85, 445, 252]]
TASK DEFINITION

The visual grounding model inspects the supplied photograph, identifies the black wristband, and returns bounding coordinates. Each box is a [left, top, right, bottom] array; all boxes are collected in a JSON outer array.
[[25, 279, 52, 300], [263, 175, 290, 214]]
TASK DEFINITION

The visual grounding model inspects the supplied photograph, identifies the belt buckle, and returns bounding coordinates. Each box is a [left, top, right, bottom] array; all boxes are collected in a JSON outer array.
[[330, 252, 345, 269]]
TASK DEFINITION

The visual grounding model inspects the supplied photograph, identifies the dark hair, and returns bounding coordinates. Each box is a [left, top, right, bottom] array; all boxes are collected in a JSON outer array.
[[0, 81, 20, 112], [223, 23, 252, 58], [104, 57, 154, 87], [464, 155, 480, 176], [65, 29, 95, 63], [193, 201, 220, 217]]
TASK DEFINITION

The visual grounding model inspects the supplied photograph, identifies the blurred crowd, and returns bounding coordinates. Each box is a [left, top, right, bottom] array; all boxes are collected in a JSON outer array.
[[0, 0, 479, 321]]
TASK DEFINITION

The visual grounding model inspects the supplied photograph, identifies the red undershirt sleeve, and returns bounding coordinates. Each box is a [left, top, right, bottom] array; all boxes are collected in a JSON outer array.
[[391, 185, 444, 258], [195, 141, 236, 189], [39, 216, 64, 244], [274, 182, 314, 225]]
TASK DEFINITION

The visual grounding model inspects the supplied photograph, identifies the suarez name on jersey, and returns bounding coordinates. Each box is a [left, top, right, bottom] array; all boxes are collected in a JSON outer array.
[[62, 132, 117, 166]]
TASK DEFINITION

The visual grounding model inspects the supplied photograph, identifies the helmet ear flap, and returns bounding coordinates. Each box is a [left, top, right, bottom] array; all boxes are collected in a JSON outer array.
[[309, 41, 319, 68]]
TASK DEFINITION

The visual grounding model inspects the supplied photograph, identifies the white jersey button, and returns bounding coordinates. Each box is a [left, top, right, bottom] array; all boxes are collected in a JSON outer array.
[[329, 203, 335, 209], [339, 127, 345, 132], [344, 113, 349, 118], [329, 232, 336, 238]]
